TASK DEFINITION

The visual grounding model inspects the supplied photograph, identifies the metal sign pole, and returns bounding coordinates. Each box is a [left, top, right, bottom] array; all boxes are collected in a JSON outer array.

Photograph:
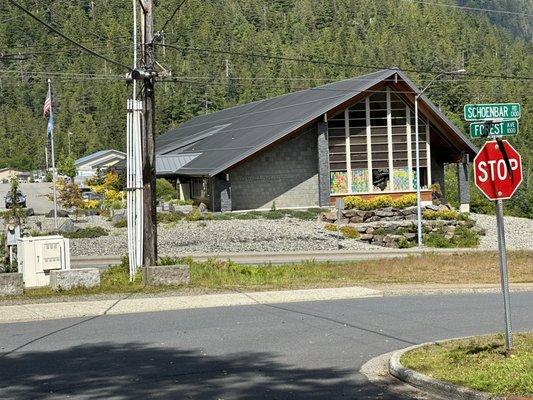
[[336, 198, 343, 250], [495, 199, 513, 351]]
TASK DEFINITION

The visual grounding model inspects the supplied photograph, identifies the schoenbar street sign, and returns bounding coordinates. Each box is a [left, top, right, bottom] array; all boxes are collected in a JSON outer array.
[[470, 120, 519, 138], [464, 103, 521, 121]]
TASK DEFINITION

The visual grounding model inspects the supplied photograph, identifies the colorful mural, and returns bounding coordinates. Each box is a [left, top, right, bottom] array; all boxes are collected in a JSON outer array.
[[330, 171, 347, 193], [351, 169, 368, 193], [393, 167, 410, 190]]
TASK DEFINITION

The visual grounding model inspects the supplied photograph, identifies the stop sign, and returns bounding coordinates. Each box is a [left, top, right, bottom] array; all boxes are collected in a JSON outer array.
[[474, 140, 522, 201]]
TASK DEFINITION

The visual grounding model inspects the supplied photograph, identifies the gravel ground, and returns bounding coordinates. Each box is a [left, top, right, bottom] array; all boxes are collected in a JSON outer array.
[[25, 215, 378, 256], [22, 213, 533, 257], [470, 213, 533, 251]]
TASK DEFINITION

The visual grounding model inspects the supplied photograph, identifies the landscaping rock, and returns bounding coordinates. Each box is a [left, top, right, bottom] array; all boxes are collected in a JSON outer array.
[[359, 234, 373, 242], [111, 213, 127, 225], [0, 273, 23, 296], [146, 265, 190, 286], [198, 203, 208, 213], [349, 215, 364, 223], [365, 216, 382, 223], [375, 210, 395, 218], [175, 205, 193, 213], [321, 212, 337, 223], [26, 208, 35, 217], [46, 209, 69, 218], [50, 268, 100, 291], [403, 232, 417, 240], [58, 219, 78, 234]]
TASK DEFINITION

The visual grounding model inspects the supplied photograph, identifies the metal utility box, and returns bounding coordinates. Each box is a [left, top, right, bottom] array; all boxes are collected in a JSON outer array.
[[17, 236, 71, 288]]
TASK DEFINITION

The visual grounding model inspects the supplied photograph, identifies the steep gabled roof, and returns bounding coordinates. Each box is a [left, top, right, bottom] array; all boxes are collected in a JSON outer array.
[[156, 69, 477, 177]]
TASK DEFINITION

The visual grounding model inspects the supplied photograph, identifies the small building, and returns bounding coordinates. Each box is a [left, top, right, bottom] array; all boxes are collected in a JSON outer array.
[[0, 168, 31, 183], [155, 69, 476, 212], [74, 149, 126, 185]]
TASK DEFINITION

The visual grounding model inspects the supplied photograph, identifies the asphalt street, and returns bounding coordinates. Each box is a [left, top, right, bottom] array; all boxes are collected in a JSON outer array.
[[0, 182, 53, 214], [0, 292, 531, 400]]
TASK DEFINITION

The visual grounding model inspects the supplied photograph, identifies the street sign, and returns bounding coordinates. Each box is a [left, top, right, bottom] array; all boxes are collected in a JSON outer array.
[[474, 140, 523, 201], [470, 120, 519, 138], [464, 103, 521, 121]]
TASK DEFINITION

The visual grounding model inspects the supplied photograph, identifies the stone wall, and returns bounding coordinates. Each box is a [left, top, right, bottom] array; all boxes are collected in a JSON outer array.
[[229, 126, 319, 210], [0, 273, 23, 296]]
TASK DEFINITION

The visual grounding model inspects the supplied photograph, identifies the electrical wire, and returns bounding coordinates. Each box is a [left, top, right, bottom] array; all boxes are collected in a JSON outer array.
[[402, 0, 533, 17], [7, 0, 131, 71], [157, 0, 188, 38], [156, 43, 533, 81]]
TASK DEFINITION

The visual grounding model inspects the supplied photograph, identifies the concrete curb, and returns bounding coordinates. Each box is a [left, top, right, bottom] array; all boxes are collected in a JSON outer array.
[[389, 340, 504, 400]]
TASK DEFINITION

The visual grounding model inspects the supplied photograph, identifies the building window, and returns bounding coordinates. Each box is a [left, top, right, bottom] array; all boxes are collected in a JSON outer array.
[[327, 87, 430, 195], [190, 179, 204, 198]]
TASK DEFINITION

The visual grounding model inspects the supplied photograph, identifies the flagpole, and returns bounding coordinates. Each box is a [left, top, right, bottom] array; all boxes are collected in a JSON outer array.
[[48, 78, 58, 231]]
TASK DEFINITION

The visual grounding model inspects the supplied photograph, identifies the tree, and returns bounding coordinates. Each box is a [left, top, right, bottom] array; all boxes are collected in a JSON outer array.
[[58, 155, 77, 179], [52, 178, 85, 220]]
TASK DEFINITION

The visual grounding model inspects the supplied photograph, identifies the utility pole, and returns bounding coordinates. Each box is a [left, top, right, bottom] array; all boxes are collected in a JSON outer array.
[[139, 0, 157, 268]]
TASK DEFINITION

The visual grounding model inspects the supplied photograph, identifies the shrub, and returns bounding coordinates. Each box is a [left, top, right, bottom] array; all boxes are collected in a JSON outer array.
[[424, 226, 479, 248], [168, 198, 194, 206], [156, 178, 177, 201], [423, 210, 459, 220], [262, 211, 284, 220], [63, 226, 108, 239], [324, 223, 338, 231], [233, 213, 259, 220], [286, 210, 318, 220], [113, 219, 127, 228], [184, 209, 212, 221], [397, 237, 415, 248], [212, 213, 233, 220], [344, 194, 417, 210], [392, 194, 417, 208], [340, 225, 359, 239], [157, 211, 185, 224]]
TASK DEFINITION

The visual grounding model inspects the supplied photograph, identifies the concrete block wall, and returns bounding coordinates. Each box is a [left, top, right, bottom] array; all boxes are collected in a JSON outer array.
[[229, 126, 319, 210]]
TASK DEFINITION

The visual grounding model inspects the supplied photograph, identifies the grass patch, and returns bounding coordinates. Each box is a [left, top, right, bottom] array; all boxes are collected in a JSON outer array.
[[63, 226, 108, 239], [401, 333, 533, 396], [4, 251, 532, 301]]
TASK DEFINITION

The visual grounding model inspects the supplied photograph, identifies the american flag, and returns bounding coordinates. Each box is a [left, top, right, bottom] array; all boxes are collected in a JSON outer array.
[[43, 85, 52, 116]]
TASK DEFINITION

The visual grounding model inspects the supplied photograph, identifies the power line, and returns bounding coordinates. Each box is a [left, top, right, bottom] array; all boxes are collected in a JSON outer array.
[[156, 43, 533, 81], [403, 0, 533, 17], [156, 0, 188, 38], [7, 0, 131, 71]]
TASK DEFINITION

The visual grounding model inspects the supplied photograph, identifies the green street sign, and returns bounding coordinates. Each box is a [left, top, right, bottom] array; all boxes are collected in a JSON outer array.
[[470, 120, 519, 138], [464, 103, 521, 121]]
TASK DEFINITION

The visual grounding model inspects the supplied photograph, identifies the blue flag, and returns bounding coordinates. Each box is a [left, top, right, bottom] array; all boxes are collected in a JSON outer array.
[[47, 113, 54, 140]]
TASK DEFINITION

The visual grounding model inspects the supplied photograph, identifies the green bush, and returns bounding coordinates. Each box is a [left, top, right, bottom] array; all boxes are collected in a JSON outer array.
[[344, 194, 416, 210], [157, 212, 185, 223], [212, 213, 233, 220], [168, 198, 194, 206], [113, 219, 127, 228], [423, 209, 459, 220], [324, 223, 338, 231], [63, 226, 108, 239], [156, 178, 176, 201], [340, 225, 359, 238], [424, 226, 479, 248], [262, 211, 284, 220], [397, 237, 415, 248]]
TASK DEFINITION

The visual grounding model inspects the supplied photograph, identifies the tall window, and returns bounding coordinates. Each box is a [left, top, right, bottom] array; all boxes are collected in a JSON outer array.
[[328, 87, 430, 195]]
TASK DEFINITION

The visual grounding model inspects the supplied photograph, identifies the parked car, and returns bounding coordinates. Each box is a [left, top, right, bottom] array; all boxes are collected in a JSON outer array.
[[5, 190, 27, 208], [81, 190, 103, 202]]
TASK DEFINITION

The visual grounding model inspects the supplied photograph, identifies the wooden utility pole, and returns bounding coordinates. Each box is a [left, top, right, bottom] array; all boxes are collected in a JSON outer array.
[[139, 0, 157, 268]]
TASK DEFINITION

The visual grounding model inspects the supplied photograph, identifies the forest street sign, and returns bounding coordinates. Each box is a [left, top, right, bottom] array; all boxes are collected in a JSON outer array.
[[474, 140, 523, 201], [470, 120, 519, 138], [464, 103, 521, 121]]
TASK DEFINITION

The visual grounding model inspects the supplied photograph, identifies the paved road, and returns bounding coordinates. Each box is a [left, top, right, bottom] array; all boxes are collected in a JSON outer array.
[[0, 182, 53, 214], [0, 292, 531, 399]]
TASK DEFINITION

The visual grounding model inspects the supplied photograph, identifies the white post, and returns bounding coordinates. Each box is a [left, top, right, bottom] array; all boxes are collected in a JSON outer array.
[[415, 95, 422, 247], [48, 79, 58, 232]]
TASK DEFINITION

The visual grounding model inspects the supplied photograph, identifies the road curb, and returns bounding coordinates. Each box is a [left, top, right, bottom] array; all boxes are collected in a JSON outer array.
[[389, 340, 504, 400]]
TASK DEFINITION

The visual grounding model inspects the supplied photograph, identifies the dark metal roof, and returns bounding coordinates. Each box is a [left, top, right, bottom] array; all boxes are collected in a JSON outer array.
[[155, 154, 200, 175], [156, 69, 477, 177]]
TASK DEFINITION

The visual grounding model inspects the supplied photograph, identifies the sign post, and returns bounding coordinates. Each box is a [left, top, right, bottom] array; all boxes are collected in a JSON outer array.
[[473, 139, 523, 351], [335, 197, 344, 250]]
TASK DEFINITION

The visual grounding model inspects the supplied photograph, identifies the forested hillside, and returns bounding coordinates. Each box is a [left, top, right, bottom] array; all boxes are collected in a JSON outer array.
[[1, 0, 531, 181]]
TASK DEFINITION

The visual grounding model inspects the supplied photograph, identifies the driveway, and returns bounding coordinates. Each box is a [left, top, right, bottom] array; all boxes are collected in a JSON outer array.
[[0, 183, 54, 214]]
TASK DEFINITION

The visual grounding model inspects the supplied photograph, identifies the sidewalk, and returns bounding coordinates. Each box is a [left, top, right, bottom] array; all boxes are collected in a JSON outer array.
[[1, 283, 531, 324]]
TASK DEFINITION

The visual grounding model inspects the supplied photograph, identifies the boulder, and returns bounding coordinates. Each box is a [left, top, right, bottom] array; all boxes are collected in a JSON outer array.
[[145, 265, 190, 286], [403, 232, 417, 240], [356, 226, 367, 233], [50, 269, 100, 291], [58, 218, 78, 234], [0, 273, 23, 296], [25, 208, 35, 217], [111, 213, 127, 225], [349, 215, 364, 223], [365, 216, 382, 223], [358, 211, 375, 221], [198, 203, 208, 213], [375, 210, 395, 218], [321, 212, 337, 223], [401, 206, 417, 215], [359, 234, 373, 242], [425, 204, 439, 211], [343, 209, 358, 218], [46, 209, 69, 218]]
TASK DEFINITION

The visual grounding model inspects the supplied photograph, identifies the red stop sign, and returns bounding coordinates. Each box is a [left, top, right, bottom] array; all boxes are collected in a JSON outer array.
[[474, 140, 522, 201]]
